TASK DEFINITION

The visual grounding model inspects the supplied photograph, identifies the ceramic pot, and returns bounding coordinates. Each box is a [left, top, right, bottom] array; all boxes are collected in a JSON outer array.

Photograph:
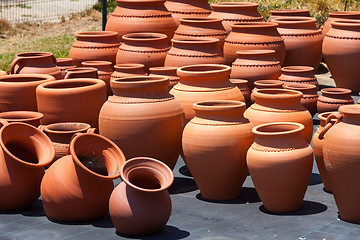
[[278, 66, 319, 90], [116, 33, 170, 72], [111, 64, 147, 80], [64, 67, 99, 79], [267, 9, 310, 22], [164, 37, 225, 67], [244, 89, 313, 142], [0, 74, 55, 112], [182, 100, 254, 200], [41, 132, 125, 222], [251, 80, 283, 103], [0, 71, 6, 76], [82, 61, 113, 95], [317, 88, 354, 114], [56, 58, 76, 79], [272, 17, 324, 71], [284, 83, 318, 116], [149, 66, 179, 90], [69, 31, 121, 66], [0, 121, 55, 211], [109, 157, 173, 236], [99, 76, 184, 170], [247, 122, 313, 212], [170, 64, 245, 123], [36, 79, 107, 128], [10, 52, 61, 80], [322, 11, 360, 36], [223, 22, 285, 65], [230, 79, 251, 108], [105, 0, 177, 40], [230, 50, 282, 89], [0, 111, 43, 127]]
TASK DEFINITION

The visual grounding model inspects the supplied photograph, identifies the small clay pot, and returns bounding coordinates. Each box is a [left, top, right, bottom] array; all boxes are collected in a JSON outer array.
[[251, 80, 283, 103], [0, 71, 6, 76], [149, 66, 179, 90], [284, 83, 318, 116], [230, 79, 251, 108], [56, 58, 76, 79], [278, 66, 319, 90], [82, 61, 113, 95], [64, 67, 99, 79], [0, 111, 43, 127], [267, 9, 310, 22], [317, 88, 354, 114], [322, 11, 360, 36], [111, 64, 147, 80]]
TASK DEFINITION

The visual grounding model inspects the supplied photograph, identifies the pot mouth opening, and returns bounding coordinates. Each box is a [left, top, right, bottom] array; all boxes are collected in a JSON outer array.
[[114, 63, 145, 69], [283, 83, 316, 90], [339, 104, 360, 115], [42, 80, 97, 89], [122, 32, 168, 41], [231, 22, 278, 28], [45, 122, 91, 133], [230, 79, 248, 84], [66, 67, 98, 73], [178, 64, 230, 74], [0, 111, 43, 122], [82, 61, 112, 66], [171, 37, 219, 44], [180, 17, 223, 23], [76, 31, 118, 38], [16, 52, 52, 58], [330, 11, 360, 16], [253, 122, 304, 136], [112, 76, 167, 84], [254, 80, 283, 87], [331, 19, 360, 27], [281, 66, 314, 73], [212, 2, 258, 7], [194, 100, 245, 111], [273, 16, 316, 24], [321, 88, 352, 95], [236, 49, 276, 56], [0, 75, 52, 83], [254, 88, 302, 99]]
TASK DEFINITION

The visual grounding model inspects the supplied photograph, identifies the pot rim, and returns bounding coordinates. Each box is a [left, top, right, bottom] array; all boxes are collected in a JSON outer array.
[[231, 22, 278, 29], [272, 16, 317, 25], [15, 52, 53, 59], [318, 111, 339, 122], [253, 88, 303, 100], [171, 37, 220, 44], [230, 78, 248, 84], [0, 111, 44, 122], [193, 100, 246, 111], [149, 66, 178, 72], [281, 66, 314, 73], [252, 122, 305, 136], [122, 32, 168, 42], [270, 9, 310, 14], [75, 31, 118, 38], [65, 67, 98, 73], [329, 11, 360, 17], [81, 60, 113, 67], [114, 63, 145, 70], [235, 49, 276, 56], [254, 80, 283, 87], [37, 78, 105, 92], [43, 122, 91, 134], [339, 104, 360, 115], [180, 17, 223, 24], [0, 74, 55, 84], [56, 58, 74, 64], [331, 19, 360, 27], [111, 76, 169, 88], [212, 2, 259, 8], [178, 64, 231, 76], [283, 83, 317, 91], [321, 87, 352, 95]]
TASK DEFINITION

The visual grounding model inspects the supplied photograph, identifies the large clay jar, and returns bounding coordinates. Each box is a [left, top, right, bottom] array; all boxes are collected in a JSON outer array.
[[170, 64, 245, 123], [272, 17, 324, 70], [0, 111, 43, 127], [64, 67, 99, 79], [109, 157, 173, 236], [182, 100, 254, 200], [223, 22, 285, 65], [0, 121, 55, 211], [284, 83, 318, 116], [251, 80, 283, 103], [10, 52, 61, 80], [56, 58, 76, 79], [82, 61, 113, 95], [247, 122, 313, 212], [317, 88, 354, 114], [230, 79, 251, 108], [0, 74, 55, 112], [209, 2, 264, 33], [267, 9, 310, 22], [41, 133, 125, 222], [244, 89, 313, 142], [278, 66, 319, 90], [69, 31, 121, 66], [322, 11, 360, 36], [111, 64, 147, 80], [149, 67, 179, 90], [36, 79, 107, 128], [230, 50, 282, 89], [99, 76, 184, 170], [105, 0, 177, 40], [164, 37, 224, 67], [116, 33, 170, 72]]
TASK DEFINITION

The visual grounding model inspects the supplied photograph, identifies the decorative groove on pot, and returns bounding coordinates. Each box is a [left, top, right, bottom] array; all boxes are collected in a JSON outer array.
[[303, 95, 319, 99], [224, 17, 264, 22], [232, 63, 280, 67], [317, 99, 354, 104], [111, 13, 172, 18], [251, 146, 296, 152], [166, 53, 222, 58], [169, 10, 212, 14], [190, 121, 245, 126], [107, 96, 175, 104], [325, 34, 360, 40], [172, 86, 236, 92], [175, 32, 227, 37], [118, 47, 171, 53], [250, 105, 299, 113], [280, 30, 322, 37], [98, 73, 112, 77], [225, 39, 284, 45], [72, 44, 121, 49]]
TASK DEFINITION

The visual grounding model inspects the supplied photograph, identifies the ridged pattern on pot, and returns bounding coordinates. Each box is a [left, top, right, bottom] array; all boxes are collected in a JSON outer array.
[[278, 66, 319, 90], [322, 11, 360, 36], [317, 88, 354, 114]]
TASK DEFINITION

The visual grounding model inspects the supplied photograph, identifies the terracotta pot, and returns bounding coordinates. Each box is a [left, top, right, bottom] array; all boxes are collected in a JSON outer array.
[[69, 31, 121, 66], [278, 66, 319, 90], [209, 2, 264, 33], [0, 74, 55, 112], [0, 121, 55, 211], [149, 66, 179, 90], [82, 61, 113, 95], [317, 88, 354, 114], [247, 122, 313, 212], [272, 17, 324, 71], [111, 64, 147, 80], [284, 83, 318, 116], [251, 80, 283, 103], [41, 132, 125, 222], [170, 64, 245, 123], [116, 33, 170, 72], [267, 9, 310, 22], [99, 76, 184, 170], [56, 58, 76, 79], [223, 22, 285, 65], [230, 79, 251, 108], [10, 52, 61, 80], [244, 89, 313, 142], [164, 0, 212, 26], [230, 50, 282, 89], [105, 0, 177, 40], [0, 71, 6, 76], [182, 100, 254, 200], [0, 111, 43, 127], [109, 157, 173, 236], [322, 11, 360, 36], [36, 79, 107, 128], [64, 67, 98, 79], [164, 37, 225, 67]]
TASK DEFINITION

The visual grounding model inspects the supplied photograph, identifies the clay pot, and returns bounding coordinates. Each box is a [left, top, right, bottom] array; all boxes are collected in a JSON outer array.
[[164, 37, 225, 67], [0, 74, 55, 112], [36, 79, 107, 128], [244, 89, 313, 142], [10, 52, 61, 80], [170, 64, 245, 123], [322, 11, 360, 36], [99, 76, 184, 170], [82, 61, 113, 95], [56, 58, 76, 79], [317, 88, 354, 114], [223, 22, 285, 65], [69, 31, 121, 66], [230, 50, 282, 89], [272, 17, 324, 71], [0, 111, 43, 127], [109, 157, 173, 236], [116, 33, 170, 72], [230, 79, 251, 108], [209, 2, 264, 33], [0, 71, 6, 76], [111, 64, 147, 80], [182, 100, 254, 200], [105, 0, 177, 40], [41, 132, 125, 222], [64, 67, 99, 79], [251, 80, 283, 103], [278, 66, 319, 90], [247, 122, 313, 213], [267, 9, 310, 22], [284, 83, 318, 116], [0, 121, 55, 211], [149, 67, 179, 90]]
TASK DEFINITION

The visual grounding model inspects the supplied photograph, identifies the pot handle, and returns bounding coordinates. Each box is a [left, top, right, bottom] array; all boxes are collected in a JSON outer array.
[[10, 57, 23, 74], [87, 128, 96, 133], [0, 119, 9, 128], [64, 71, 76, 79], [318, 113, 343, 140], [38, 125, 46, 132]]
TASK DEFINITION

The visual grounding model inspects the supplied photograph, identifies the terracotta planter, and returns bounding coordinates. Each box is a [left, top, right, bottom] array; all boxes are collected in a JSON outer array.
[[251, 80, 283, 103], [10, 52, 61, 80], [272, 17, 324, 71], [244, 89, 313, 142], [36, 79, 107, 128], [247, 122, 313, 212], [0, 71, 6, 76], [230, 50, 282, 89], [164, 37, 224, 67], [322, 11, 360, 36], [99, 76, 184, 170], [82, 61, 113, 95], [111, 64, 147, 80], [230, 79, 251, 108], [69, 31, 121, 66], [109, 157, 173, 236], [56, 58, 76, 79], [64, 67, 98, 79], [105, 0, 177, 40], [0, 74, 55, 112], [149, 66, 179, 90], [317, 88, 354, 114], [0, 111, 43, 127], [209, 2, 264, 32], [278, 66, 319, 90], [170, 64, 245, 123], [41, 132, 125, 222], [284, 83, 318, 116], [182, 100, 254, 200], [267, 9, 310, 22], [223, 22, 285, 65]]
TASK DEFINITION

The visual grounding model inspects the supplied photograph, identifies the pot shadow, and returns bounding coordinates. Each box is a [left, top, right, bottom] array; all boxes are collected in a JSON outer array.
[[0, 199, 46, 217], [313, 118, 320, 126], [178, 165, 192, 177], [168, 177, 198, 195], [195, 187, 261, 204], [337, 214, 360, 225], [308, 173, 323, 186], [116, 225, 190, 240], [259, 200, 327, 216], [46, 212, 114, 228], [323, 187, 332, 194], [316, 63, 329, 74]]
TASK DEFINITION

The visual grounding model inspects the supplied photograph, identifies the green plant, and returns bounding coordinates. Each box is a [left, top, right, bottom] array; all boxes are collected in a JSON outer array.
[[93, 0, 117, 14]]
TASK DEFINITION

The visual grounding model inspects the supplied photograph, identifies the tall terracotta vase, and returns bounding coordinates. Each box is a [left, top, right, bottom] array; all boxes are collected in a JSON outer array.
[[182, 100, 254, 200], [322, 11, 360, 36], [82, 61, 114, 95], [56, 58, 76, 79], [251, 80, 283, 103], [0, 111, 43, 127], [247, 122, 313, 212], [278, 66, 319, 90], [284, 83, 318, 116], [111, 64, 147, 80], [230, 79, 251, 108], [64, 67, 99, 79], [267, 9, 310, 22], [149, 66, 179, 90], [317, 88, 354, 114]]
